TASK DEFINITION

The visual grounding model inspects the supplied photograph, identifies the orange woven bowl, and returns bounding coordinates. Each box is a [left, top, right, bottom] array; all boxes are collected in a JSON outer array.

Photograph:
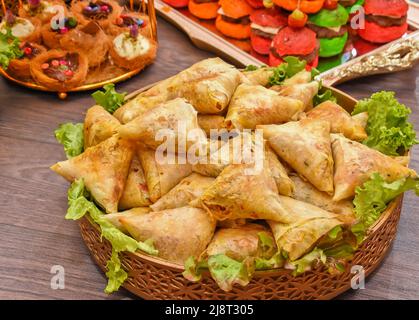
[[79, 85, 404, 300]]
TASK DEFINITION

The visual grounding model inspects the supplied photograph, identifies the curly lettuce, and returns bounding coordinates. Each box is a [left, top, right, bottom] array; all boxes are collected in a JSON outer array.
[[0, 28, 23, 69], [66, 179, 158, 293], [92, 84, 126, 114], [268, 56, 307, 86], [352, 91, 418, 155], [54, 123, 84, 159], [352, 173, 419, 242]]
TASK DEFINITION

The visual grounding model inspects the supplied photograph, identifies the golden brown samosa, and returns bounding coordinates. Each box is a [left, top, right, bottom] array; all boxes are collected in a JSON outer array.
[[241, 67, 274, 86], [150, 173, 215, 211], [197, 115, 226, 137], [275, 82, 319, 111], [166, 58, 242, 114], [307, 101, 367, 141], [351, 112, 368, 129], [138, 146, 192, 203], [224, 84, 304, 130], [51, 135, 133, 213], [102, 207, 150, 233], [193, 162, 291, 223], [282, 69, 312, 86], [259, 119, 334, 193], [290, 174, 355, 223], [268, 196, 344, 261], [118, 98, 206, 150], [113, 76, 173, 124], [265, 145, 294, 196], [118, 155, 151, 210], [120, 206, 216, 264], [332, 134, 417, 201], [83, 105, 120, 148]]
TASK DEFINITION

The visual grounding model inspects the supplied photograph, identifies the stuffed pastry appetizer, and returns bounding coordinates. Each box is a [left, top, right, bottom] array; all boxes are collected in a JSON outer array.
[[0, 11, 41, 43], [109, 27, 157, 71], [107, 11, 151, 37], [8, 42, 46, 79], [70, 0, 123, 30], [30, 50, 88, 91], [41, 15, 78, 49], [19, 0, 68, 23]]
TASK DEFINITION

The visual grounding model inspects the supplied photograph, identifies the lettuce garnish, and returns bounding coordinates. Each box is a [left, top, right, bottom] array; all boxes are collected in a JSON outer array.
[[54, 123, 84, 159], [268, 56, 307, 86], [0, 28, 23, 69], [288, 248, 326, 276], [66, 179, 158, 293], [92, 84, 126, 114], [352, 173, 419, 242], [352, 91, 418, 155]]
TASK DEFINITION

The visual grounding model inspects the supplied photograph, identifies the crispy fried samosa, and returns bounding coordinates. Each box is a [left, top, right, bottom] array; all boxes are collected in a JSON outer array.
[[102, 207, 150, 233], [118, 155, 151, 210], [51, 135, 133, 213], [259, 119, 334, 193], [113, 76, 173, 124], [197, 115, 226, 137], [166, 58, 242, 114], [268, 196, 344, 261], [194, 162, 291, 223], [307, 101, 367, 141], [351, 112, 368, 129], [275, 82, 319, 111], [120, 206, 216, 264], [138, 146, 192, 203], [150, 173, 215, 211], [225, 84, 304, 130], [265, 145, 295, 196], [118, 98, 206, 150], [332, 134, 417, 201], [83, 105, 120, 148], [290, 174, 355, 223], [241, 67, 274, 86]]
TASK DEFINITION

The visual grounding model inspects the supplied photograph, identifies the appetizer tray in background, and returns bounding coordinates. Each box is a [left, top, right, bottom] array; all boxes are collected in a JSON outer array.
[[0, 0, 157, 98], [51, 57, 419, 299], [155, 0, 418, 74]]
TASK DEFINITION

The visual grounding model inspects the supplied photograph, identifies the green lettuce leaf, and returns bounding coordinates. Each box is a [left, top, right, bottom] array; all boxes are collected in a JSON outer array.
[[66, 179, 158, 293], [207, 254, 255, 292], [353, 173, 419, 242], [352, 91, 418, 155], [313, 80, 337, 106], [255, 252, 284, 270], [289, 248, 326, 276], [257, 231, 277, 259], [268, 56, 307, 86], [243, 64, 260, 71], [182, 256, 208, 282], [54, 123, 84, 159], [92, 84, 126, 114], [0, 28, 23, 69]]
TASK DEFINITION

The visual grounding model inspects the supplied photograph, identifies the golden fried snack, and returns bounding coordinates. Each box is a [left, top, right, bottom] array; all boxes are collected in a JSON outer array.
[[60, 21, 109, 68], [41, 15, 79, 49], [109, 31, 157, 71], [107, 11, 151, 37], [30, 49, 88, 91], [70, 0, 123, 30], [0, 16, 42, 43], [19, 0, 68, 24], [8, 42, 47, 79]]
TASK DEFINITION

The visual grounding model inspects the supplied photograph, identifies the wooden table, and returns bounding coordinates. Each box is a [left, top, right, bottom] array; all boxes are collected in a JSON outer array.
[[0, 17, 418, 300]]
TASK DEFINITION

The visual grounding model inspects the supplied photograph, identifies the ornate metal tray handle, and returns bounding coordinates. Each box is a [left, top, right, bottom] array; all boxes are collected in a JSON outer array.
[[318, 31, 419, 86]]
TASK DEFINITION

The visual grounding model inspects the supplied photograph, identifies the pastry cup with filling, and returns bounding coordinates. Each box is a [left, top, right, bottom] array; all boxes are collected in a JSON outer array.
[[30, 49, 88, 91], [70, 0, 123, 30], [19, 0, 68, 24], [107, 11, 151, 37], [109, 28, 157, 71], [0, 14, 42, 43], [8, 42, 47, 79], [60, 21, 109, 68], [41, 15, 79, 49]]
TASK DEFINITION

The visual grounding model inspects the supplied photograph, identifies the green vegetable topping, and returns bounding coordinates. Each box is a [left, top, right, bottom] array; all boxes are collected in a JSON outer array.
[[352, 173, 419, 242], [268, 56, 307, 86], [0, 28, 23, 69], [289, 248, 326, 276], [54, 123, 84, 159], [313, 81, 337, 105], [352, 91, 418, 155], [66, 179, 158, 293], [243, 64, 259, 71], [92, 84, 126, 114]]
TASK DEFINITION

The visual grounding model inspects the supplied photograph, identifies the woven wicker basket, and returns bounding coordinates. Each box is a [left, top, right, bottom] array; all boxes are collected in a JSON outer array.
[[78, 86, 405, 300]]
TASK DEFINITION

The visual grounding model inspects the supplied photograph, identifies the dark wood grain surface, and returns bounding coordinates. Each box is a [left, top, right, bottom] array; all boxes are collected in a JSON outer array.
[[0, 17, 418, 300]]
